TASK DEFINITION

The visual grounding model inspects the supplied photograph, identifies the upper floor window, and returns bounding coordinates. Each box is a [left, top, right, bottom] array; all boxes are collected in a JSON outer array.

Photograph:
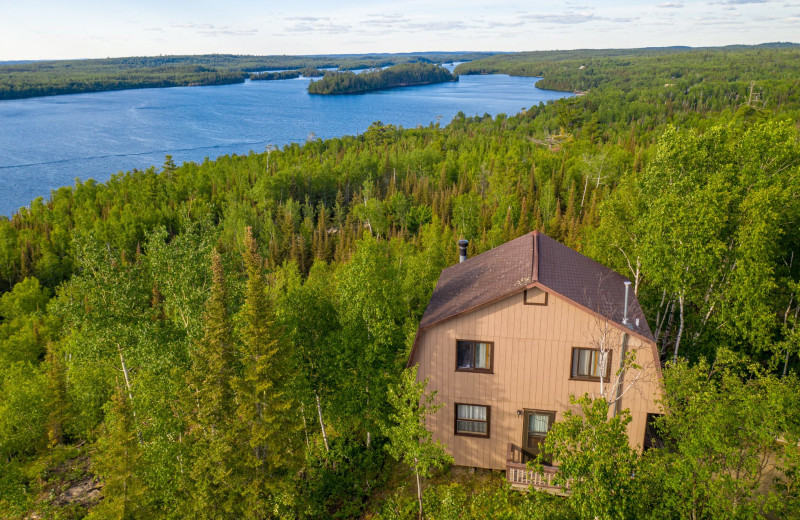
[[571, 347, 611, 382], [456, 340, 493, 372]]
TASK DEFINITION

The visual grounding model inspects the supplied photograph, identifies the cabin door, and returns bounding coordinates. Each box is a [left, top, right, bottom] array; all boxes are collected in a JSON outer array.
[[522, 410, 555, 464]]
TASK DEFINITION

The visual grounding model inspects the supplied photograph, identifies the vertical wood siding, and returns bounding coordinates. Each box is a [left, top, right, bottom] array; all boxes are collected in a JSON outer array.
[[413, 291, 663, 470]]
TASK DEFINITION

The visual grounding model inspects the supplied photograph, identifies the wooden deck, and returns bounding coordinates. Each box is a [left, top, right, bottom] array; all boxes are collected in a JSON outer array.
[[505, 443, 568, 494]]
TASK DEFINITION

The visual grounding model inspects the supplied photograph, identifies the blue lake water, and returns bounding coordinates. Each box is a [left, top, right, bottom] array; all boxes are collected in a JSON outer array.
[[0, 72, 571, 216]]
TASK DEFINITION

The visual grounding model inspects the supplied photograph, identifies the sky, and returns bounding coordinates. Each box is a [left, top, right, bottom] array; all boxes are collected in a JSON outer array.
[[2, 0, 799, 61]]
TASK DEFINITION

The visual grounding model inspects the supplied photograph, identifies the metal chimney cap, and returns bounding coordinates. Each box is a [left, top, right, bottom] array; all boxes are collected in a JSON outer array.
[[458, 239, 469, 263]]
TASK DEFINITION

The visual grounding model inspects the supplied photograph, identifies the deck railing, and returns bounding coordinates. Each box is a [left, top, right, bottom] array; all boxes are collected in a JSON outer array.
[[505, 443, 567, 492]]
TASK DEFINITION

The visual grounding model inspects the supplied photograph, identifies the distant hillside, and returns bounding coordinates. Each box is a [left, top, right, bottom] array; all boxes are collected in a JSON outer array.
[[0, 52, 493, 100], [0, 60, 43, 65], [455, 43, 800, 93]]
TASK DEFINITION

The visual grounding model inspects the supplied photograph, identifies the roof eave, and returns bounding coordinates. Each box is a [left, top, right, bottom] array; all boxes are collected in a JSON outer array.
[[407, 280, 660, 380]]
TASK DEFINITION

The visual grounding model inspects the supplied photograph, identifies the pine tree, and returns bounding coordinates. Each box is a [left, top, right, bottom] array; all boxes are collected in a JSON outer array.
[[516, 197, 531, 236], [234, 227, 299, 514], [502, 206, 515, 242], [334, 189, 346, 228], [278, 205, 295, 262], [312, 203, 331, 262], [44, 345, 67, 447], [188, 249, 234, 429], [186, 249, 238, 518], [562, 182, 578, 248], [88, 390, 147, 520]]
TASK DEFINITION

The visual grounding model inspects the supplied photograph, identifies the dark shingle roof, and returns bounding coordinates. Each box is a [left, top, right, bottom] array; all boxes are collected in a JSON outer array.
[[419, 231, 653, 340], [419, 233, 534, 329]]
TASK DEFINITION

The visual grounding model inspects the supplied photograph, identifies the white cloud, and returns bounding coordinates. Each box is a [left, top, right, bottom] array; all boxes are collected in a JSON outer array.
[[171, 23, 257, 37], [285, 16, 329, 22], [519, 11, 636, 24], [2, 0, 799, 61], [283, 20, 352, 35], [710, 0, 768, 4]]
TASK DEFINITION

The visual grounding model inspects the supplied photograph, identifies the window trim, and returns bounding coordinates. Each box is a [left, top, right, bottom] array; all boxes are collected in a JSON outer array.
[[569, 347, 612, 383], [454, 403, 491, 438], [455, 339, 494, 374]]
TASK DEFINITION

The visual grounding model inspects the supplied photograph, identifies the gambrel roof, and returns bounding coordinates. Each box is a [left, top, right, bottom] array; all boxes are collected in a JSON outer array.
[[418, 231, 653, 341]]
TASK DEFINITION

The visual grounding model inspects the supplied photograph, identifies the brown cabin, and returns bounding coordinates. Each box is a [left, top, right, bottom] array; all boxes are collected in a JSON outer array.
[[408, 231, 663, 489]]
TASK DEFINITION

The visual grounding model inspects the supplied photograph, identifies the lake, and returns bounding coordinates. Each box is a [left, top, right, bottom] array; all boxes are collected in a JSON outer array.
[[0, 71, 571, 216]]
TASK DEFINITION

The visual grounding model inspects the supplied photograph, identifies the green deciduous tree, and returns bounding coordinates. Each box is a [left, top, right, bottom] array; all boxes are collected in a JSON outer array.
[[273, 259, 340, 454], [0, 362, 48, 458], [383, 366, 452, 520], [543, 395, 640, 520], [144, 220, 215, 343], [0, 276, 53, 366], [336, 235, 407, 445], [638, 351, 800, 520], [590, 121, 800, 363]]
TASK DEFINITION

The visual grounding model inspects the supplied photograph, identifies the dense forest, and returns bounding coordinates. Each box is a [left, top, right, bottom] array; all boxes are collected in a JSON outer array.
[[307, 64, 457, 95], [454, 43, 800, 91], [250, 68, 325, 81], [0, 53, 490, 100], [1, 45, 800, 519]]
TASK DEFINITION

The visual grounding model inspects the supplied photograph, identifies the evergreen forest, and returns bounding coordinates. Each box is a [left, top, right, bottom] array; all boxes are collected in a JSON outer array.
[[1, 44, 800, 519]]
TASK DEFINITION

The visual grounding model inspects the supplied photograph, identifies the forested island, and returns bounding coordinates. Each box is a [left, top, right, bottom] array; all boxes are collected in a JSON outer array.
[[0, 53, 489, 100], [250, 67, 325, 81], [307, 63, 458, 94], [299, 66, 325, 78], [1, 44, 800, 519], [250, 70, 301, 81]]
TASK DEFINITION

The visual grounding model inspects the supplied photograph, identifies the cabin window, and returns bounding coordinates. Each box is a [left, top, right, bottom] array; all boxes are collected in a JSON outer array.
[[523, 410, 556, 463], [524, 287, 548, 305], [455, 403, 490, 437], [456, 340, 493, 372], [570, 347, 612, 382]]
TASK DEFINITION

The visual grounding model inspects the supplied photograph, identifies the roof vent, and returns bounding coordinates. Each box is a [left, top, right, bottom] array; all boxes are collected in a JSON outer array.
[[458, 239, 469, 263]]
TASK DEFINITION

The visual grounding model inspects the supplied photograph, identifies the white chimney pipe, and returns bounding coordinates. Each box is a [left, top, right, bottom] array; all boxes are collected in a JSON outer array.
[[623, 280, 631, 326]]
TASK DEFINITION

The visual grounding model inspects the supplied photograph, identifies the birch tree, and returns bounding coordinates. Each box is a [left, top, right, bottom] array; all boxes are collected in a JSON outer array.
[[273, 260, 340, 454], [383, 366, 452, 520], [591, 121, 800, 362], [336, 235, 406, 447]]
